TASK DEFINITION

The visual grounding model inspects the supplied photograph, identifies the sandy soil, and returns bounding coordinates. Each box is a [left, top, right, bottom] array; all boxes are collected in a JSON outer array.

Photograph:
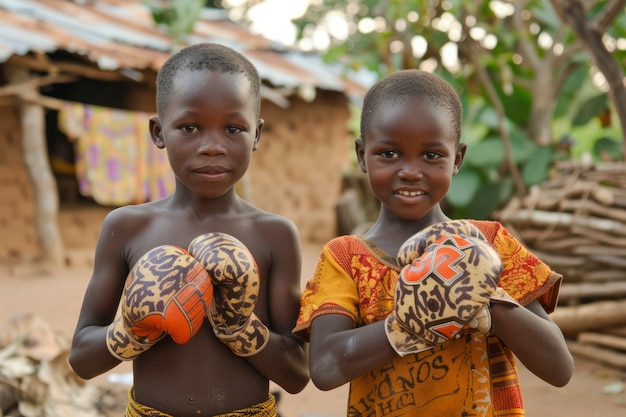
[[1, 242, 625, 417]]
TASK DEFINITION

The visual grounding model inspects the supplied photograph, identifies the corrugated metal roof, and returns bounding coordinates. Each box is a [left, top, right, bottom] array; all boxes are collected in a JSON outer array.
[[0, 0, 369, 100]]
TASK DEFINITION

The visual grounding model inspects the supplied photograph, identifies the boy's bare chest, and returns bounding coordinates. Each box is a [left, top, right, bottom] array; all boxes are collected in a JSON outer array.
[[127, 214, 269, 278]]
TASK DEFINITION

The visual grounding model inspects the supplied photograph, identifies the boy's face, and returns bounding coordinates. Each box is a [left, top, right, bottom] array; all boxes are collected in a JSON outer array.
[[356, 97, 466, 222], [151, 69, 263, 199]]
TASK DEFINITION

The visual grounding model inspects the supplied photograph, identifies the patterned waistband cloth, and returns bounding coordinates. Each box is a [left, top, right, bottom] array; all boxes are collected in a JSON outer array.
[[126, 387, 277, 417]]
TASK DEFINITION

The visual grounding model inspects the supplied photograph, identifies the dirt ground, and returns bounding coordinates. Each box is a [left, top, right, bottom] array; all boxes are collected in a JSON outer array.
[[1, 242, 626, 417]]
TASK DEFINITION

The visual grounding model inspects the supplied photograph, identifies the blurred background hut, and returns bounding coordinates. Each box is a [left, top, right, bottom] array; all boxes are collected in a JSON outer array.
[[0, 0, 370, 266]]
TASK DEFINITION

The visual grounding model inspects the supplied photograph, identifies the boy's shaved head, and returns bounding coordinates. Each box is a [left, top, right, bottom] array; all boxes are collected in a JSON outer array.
[[156, 43, 261, 117], [360, 69, 462, 143]]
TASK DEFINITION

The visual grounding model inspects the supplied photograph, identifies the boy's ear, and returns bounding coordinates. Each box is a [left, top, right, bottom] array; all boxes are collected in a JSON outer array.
[[453, 142, 468, 175], [355, 138, 367, 173], [149, 116, 165, 149], [253, 118, 264, 151]]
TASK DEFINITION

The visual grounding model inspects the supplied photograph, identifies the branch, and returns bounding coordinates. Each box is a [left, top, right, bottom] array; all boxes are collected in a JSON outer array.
[[512, 75, 534, 90], [510, 3, 541, 71], [554, 61, 580, 93], [593, 0, 626, 31], [0, 74, 76, 97], [557, 41, 585, 62], [551, 0, 626, 158], [460, 9, 526, 197]]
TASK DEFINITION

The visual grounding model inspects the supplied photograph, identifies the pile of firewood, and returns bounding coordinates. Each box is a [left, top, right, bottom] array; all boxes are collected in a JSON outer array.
[[0, 314, 125, 417], [496, 160, 626, 370]]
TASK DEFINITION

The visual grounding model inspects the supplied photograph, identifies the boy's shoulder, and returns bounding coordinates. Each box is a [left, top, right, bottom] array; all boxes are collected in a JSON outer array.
[[242, 204, 296, 229], [235, 204, 300, 245], [102, 200, 163, 225]]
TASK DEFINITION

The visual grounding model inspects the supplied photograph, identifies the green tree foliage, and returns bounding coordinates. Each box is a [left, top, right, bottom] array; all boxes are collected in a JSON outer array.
[[145, 0, 207, 50], [287, 0, 625, 218]]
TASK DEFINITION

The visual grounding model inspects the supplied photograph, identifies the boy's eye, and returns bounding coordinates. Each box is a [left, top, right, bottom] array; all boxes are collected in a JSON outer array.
[[380, 150, 399, 159], [226, 126, 244, 134], [181, 125, 198, 133], [424, 151, 441, 160]]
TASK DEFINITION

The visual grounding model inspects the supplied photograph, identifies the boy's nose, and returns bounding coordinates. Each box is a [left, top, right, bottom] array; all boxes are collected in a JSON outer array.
[[197, 134, 226, 156], [398, 163, 423, 180]]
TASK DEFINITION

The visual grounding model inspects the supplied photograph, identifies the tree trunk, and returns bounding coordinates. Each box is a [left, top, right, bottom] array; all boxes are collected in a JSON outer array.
[[551, 0, 626, 158], [6, 66, 64, 266]]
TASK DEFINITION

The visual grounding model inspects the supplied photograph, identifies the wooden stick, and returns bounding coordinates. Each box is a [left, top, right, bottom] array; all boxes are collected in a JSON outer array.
[[0, 74, 76, 97], [534, 236, 595, 251], [571, 224, 626, 247], [19, 93, 65, 111], [588, 254, 626, 268], [500, 209, 626, 235], [581, 270, 626, 282], [530, 250, 587, 268], [560, 199, 626, 222], [567, 340, 626, 369], [551, 299, 626, 336], [578, 332, 626, 351], [602, 327, 626, 337], [532, 181, 615, 208], [0, 380, 17, 416], [559, 282, 626, 302], [572, 246, 626, 256]]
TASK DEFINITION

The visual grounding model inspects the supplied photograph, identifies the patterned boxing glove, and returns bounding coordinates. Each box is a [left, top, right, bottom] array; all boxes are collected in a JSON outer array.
[[386, 230, 505, 356], [396, 220, 520, 337], [188, 232, 269, 357], [106, 245, 213, 361]]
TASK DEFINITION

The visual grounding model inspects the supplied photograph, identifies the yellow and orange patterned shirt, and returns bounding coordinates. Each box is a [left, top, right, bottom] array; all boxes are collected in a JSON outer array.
[[294, 221, 562, 417]]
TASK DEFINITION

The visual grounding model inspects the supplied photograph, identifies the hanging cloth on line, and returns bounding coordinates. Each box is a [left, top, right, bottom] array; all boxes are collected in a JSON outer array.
[[58, 102, 175, 206]]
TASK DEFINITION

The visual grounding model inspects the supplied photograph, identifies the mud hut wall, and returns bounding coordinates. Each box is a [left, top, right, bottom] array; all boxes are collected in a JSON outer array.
[[248, 92, 351, 243], [0, 104, 39, 262]]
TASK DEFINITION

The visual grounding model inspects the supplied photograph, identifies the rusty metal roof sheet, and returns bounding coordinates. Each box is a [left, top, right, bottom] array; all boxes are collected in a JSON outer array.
[[0, 0, 369, 99]]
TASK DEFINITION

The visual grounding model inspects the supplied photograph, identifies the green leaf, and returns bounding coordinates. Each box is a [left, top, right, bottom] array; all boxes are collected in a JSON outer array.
[[477, 107, 500, 131], [447, 168, 481, 207], [464, 137, 504, 167], [593, 137, 623, 161], [572, 94, 608, 126], [324, 45, 347, 63], [554, 64, 588, 118], [522, 146, 553, 186], [498, 84, 532, 126], [467, 178, 514, 219], [509, 128, 537, 163], [529, 1, 560, 30]]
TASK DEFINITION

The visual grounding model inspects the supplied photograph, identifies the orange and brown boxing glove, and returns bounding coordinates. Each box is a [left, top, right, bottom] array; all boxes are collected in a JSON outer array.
[[395, 220, 520, 339], [106, 245, 213, 361], [189, 232, 269, 357], [386, 221, 517, 356]]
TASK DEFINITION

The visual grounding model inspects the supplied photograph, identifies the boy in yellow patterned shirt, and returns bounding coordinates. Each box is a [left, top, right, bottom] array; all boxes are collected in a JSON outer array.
[[294, 70, 573, 417]]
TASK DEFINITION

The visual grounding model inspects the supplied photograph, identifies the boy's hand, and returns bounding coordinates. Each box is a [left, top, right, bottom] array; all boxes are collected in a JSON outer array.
[[464, 287, 521, 336], [386, 233, 505, 356], [106, 245, 213, 361], [189, 232, 269, 357]]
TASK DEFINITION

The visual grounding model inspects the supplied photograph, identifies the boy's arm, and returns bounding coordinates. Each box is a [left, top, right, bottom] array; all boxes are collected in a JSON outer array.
[[475, 221, 573, 387], [490, 300, 574, 387], [309, 314, 397, 391], [69, 209, 130, 379], [244, 219, 310, 394]]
